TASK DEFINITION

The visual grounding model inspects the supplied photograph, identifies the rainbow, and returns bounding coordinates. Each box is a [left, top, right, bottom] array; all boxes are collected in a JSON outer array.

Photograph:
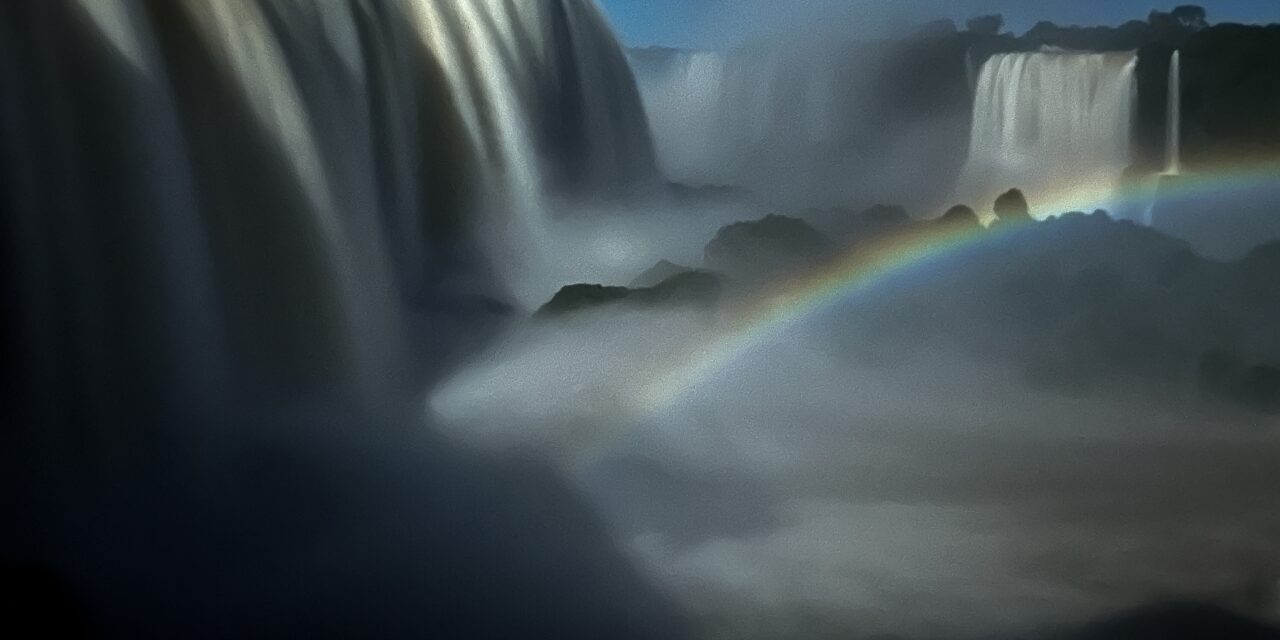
[[1010, 158, 1280, 224], [636, 159, 1280, 412]]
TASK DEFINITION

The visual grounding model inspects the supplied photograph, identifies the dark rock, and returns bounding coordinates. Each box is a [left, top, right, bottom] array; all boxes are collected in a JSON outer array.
[[937, 204, 982, 229], [705, 214, 835, 281], [994, 188, 1033, 224], [537, 272, 722, 318], [537, 284, 633, 317]]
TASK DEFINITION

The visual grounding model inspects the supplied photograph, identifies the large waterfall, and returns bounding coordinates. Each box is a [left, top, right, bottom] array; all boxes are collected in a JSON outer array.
[[962, 50, 1138, 218], [0, 0, 655, 458]]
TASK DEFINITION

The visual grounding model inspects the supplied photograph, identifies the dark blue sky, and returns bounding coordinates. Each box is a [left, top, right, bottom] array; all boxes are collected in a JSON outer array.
[[598, 0, 1280, 48]]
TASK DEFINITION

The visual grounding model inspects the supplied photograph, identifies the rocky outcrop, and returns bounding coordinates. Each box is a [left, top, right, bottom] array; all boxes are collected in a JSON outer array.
[[537, 271, 722, 318], [704, 215, 836, 281], [993, 188, 1033, 224]]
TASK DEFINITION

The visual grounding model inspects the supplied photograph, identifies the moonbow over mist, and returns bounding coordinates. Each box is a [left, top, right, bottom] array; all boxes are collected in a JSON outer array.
[[4, 2, 1280, 640]]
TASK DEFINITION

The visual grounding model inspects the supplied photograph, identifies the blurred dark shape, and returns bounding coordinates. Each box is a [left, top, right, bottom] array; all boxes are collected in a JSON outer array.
[[538, 284, 633, 316], [966, 14, 1005, 36], [1172, 5, 1210, 31], [1198, 351, 1280, 413], [1236, 242, 1280, 313], [993, 188, 1033, 225], [538, 271, 722, 318], [1040, 602, 1280, 640], [0, 421, 691, 639], [1150, 6, 1210, 35], [937, 204, 981, 229], [822, 204, 913, 245], [0, 562, 92, 639], [1148, 10, 1189, 38], [704, 214, 835, 282]]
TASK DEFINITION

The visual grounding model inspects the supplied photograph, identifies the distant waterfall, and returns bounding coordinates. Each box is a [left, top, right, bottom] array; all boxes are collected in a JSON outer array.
[[629, 49, 728, 181], [1166, 50, 1182, 175], [630, 47, 857, 189], [962, 50, 1138, 218], [0, 0, 655, 453]]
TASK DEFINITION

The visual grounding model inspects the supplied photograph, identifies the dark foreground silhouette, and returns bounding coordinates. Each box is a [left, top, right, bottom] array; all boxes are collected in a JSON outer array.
[[0, 412, 689, 640]]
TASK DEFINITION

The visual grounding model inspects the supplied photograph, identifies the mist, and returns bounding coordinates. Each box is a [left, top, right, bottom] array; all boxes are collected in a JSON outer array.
[[430, 214, 1280, 638], [627, 3, 985, 216], [483, 197, 754, 309]]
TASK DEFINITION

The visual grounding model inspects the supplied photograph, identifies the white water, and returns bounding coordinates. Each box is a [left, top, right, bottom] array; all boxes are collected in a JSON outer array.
[[1166, 50, 1183, 175], [962, 50, 1138, 218], [0, 0, 655, 433]]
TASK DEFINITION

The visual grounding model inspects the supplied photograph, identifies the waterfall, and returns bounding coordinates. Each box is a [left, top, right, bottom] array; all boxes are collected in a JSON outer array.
[[962, 50, 1138, 218], [630, 46, 858, 190], [629, 49, 727, 182], [0, 0, 655, 460], [1166, 50, 1182, 175], [1146, 50, 1187, 226]]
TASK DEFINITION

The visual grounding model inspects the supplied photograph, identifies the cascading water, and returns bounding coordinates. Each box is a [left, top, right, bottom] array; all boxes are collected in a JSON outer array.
[[630, 47, 858, 190], [1166, 50, 1183, 175], [0, 0, 656, 464], [631, 43, 973, 211], [629, 49, 727, 182], [1147, 49, 1193, 227], [962, 49, 1138, 218]]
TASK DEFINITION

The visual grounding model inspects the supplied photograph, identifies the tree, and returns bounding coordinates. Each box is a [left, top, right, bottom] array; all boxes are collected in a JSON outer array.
[[966, 14, 1004, 36], [1172, 5, 1208, 30]]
